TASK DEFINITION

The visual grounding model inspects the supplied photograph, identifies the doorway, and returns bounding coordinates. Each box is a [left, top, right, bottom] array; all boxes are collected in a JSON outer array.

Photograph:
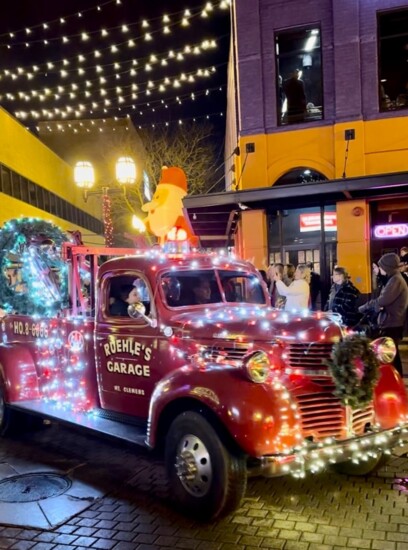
[[278, 243, 337, 310]]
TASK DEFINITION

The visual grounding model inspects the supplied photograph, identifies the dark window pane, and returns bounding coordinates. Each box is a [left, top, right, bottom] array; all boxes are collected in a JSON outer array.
[[20, 177, 29, 203], [36, 187, 44, 210], [276, 27, 323, 125], [1, 166, 11, 195], [378, 9, 408, 112], [28, 181, 37, 206], [42, 189, 51, 213], [282, 207, 322, 245], [11, 172, 21, 200], [49, 193, 58, 215]]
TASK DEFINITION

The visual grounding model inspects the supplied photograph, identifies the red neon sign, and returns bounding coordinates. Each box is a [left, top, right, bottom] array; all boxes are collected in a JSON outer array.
[[373, 224, 408, 239], [299, 212, 337, 232]]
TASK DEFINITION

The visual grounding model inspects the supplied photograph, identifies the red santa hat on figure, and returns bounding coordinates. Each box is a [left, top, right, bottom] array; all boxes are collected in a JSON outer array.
[[159, 166, 188, 193]]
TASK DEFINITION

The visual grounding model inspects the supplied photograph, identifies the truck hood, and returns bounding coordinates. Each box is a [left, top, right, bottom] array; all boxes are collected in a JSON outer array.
[[167, 305, 343, 343]]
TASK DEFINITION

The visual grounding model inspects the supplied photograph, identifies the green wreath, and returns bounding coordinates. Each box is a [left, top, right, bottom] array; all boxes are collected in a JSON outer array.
[[0, 218, 69, 316], [325, 335, 380, 409]]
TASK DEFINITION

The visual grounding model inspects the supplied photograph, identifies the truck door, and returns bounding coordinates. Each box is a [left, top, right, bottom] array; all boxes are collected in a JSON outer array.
[[95, 272, 160, 419]]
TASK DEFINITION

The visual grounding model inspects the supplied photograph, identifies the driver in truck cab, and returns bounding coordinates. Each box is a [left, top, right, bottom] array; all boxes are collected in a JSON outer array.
[[192, 277, 212, 304], [110, 283, 142, 316]]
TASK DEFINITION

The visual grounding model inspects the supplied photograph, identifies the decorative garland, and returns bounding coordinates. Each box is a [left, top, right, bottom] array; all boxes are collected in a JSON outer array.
[[325, 335, 380, 410], [0, 218, 69, 316]]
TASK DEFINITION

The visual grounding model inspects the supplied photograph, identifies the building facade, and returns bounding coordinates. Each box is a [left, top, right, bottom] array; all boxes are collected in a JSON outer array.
[[219, 0, 408, 299], [0, 107, 104, 243]]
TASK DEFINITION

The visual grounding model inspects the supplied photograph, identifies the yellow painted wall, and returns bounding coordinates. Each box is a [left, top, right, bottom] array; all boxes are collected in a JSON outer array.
[[237, 116, 408, 188], [238, 210, 268, 269], [336, 200, 371, 294]]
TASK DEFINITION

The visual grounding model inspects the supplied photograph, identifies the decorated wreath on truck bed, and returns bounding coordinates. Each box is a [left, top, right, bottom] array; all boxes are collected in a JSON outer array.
[[325, 335, 380, 409], [0, 218, 69, 316]]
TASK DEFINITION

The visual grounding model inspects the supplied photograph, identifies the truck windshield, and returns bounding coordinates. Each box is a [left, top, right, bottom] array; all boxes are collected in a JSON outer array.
[[160, 270, 266, 307]]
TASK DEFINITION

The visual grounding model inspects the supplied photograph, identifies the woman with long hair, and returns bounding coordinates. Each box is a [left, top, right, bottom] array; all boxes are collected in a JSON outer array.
[[325, 266, 360, 328], [269, 263, 286, 308], [274, 264, 310, 310]]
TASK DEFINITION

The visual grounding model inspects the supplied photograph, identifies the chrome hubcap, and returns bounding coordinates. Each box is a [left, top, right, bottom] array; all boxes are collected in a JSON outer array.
[[175, 434, 212, 497]]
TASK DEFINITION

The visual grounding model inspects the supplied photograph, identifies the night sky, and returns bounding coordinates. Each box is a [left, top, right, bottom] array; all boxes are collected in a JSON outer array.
[[0, 0, 231, 138]]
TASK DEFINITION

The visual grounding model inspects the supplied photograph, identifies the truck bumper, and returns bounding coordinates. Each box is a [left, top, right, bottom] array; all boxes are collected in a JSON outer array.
[[251, 424, 408, 478]]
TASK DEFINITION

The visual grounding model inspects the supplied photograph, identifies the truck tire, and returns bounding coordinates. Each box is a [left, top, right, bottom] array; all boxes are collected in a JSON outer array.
[[331, 452, 389, 476], [165, 411, 247, 521]]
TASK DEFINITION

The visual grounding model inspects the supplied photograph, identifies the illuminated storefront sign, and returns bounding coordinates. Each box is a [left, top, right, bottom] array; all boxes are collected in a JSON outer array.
[[373, 223, 408, 239], [299, 212, 337, 232]]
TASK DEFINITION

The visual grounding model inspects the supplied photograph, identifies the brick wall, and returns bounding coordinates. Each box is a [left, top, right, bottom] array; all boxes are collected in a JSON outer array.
[[235, 0, 408, 134]]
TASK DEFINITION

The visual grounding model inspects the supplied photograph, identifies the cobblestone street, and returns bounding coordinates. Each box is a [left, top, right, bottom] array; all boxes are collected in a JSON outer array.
[[0, 412, 407, 550]]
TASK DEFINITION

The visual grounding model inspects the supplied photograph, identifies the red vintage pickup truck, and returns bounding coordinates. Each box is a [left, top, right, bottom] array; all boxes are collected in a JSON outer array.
[[0, 242, 407, 520]]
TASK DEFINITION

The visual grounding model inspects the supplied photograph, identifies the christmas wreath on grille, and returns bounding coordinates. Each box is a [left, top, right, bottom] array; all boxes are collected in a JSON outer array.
[[0, 218, 69, 316], [325, 335, 380, 409]]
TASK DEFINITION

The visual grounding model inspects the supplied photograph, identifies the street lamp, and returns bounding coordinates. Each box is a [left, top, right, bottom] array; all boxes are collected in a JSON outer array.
[[74, 157, 136, 246]]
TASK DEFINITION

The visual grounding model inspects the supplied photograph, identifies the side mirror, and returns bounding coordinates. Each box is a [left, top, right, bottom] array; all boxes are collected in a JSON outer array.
[[127, 302, 157, 328]]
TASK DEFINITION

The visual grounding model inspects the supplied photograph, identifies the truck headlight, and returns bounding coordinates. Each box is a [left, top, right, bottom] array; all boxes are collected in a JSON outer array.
[[243, 350, 270, 383], [371, 337, 397, 364]]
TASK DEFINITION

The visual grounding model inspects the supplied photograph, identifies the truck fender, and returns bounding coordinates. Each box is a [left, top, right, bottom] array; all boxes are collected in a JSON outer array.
[[147, 363, 300, 457], [374, 363, 408, 429], [0, 344, 40, 402]]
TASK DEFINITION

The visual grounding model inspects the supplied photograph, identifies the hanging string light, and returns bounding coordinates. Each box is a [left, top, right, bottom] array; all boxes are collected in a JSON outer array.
[[1, 0, 230, 125], [1, 0, 231, 48], [12, 64, 222, 121]]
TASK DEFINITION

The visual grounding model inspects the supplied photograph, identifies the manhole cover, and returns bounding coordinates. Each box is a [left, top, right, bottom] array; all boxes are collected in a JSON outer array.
[[0, 473, 71, 503]]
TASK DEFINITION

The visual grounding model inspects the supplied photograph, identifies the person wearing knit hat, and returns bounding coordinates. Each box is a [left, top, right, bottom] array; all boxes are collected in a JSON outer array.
[[378, 252, 400, 273], [141, 166, 197, 245], [359, 252, 408, 376]]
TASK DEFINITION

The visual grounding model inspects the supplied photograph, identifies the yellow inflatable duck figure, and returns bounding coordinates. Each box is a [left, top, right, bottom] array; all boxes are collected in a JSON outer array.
[[142, 166, 196, 245]]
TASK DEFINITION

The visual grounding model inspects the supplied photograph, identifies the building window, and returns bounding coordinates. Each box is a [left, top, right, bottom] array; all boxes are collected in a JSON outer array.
[[378, 9, 408, 112], [275, 27, 323, 126]]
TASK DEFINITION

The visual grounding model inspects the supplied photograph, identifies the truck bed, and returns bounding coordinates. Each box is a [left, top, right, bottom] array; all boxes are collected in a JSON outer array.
[[10, 401, 148, 447]]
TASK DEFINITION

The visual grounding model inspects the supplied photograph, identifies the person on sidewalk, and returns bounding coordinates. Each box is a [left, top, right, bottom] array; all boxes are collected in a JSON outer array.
[[325, 266, 360, 328], [274, 264, 310, 311], [358, 253, 408, 377]]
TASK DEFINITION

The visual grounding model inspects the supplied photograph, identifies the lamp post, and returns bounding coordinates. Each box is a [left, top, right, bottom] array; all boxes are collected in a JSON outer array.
[[74, 157, 136, 247]]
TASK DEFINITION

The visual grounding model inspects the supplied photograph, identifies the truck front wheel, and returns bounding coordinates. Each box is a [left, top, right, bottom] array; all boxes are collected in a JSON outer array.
[[165, 411, 247, 520]]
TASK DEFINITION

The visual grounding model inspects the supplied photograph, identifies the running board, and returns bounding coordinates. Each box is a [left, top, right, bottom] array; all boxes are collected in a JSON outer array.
[[10, 400, 148, 447]]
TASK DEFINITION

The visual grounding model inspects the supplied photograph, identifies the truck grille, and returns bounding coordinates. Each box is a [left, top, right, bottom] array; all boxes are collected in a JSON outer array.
[[296, 381, 374, 441], [200, 343, 250, 362], [285, 342, 333, 374]]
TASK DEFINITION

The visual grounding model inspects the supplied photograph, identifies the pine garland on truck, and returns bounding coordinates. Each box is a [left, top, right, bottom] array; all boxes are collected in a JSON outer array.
[[0, 218, 69, 316], [325, 334, 380, 409]]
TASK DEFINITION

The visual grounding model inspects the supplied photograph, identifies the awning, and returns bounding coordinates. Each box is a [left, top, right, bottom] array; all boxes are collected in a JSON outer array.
[[183, 171, 408, 247]]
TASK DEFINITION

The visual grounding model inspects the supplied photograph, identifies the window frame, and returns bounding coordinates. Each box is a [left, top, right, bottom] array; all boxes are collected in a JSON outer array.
[[377, 8, 408, 113], [275, 25, 324, 126]]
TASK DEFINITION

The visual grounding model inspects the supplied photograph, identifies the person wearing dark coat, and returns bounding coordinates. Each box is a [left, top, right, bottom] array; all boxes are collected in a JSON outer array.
[[283, 69, 307, 123], [359, 253, 408, 377], [325, 267, 360, 328], [307, 262, 321, 310]]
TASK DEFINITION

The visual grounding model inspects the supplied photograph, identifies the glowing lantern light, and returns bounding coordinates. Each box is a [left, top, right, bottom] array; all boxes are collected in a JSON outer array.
[[116, 156, 136, 185], [74, 161, 95, 189]]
